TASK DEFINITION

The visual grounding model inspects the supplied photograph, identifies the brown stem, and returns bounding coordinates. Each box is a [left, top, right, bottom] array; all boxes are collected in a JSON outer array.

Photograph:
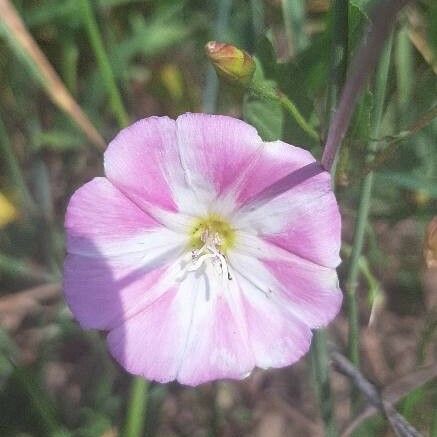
[[321, 0, 412, 171]]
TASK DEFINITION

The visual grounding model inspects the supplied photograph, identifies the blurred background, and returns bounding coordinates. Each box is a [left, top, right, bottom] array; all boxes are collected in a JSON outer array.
[[0, 0, 436, 436]]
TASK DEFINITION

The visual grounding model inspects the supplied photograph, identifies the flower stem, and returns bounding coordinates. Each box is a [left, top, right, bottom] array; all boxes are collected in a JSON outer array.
[[78, 0, 129, 128], [324, 0, 348, 141], [310, 3, 349, 436], [123, 378, 149, 437], [321, 0, 410, 171], [248, 80, 319, 141], [311, 331, 338, 437], [345, 33, 393, 407]]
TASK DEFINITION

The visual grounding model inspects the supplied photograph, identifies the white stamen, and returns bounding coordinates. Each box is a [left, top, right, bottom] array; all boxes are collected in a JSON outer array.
[[181, 230, 231, 282]]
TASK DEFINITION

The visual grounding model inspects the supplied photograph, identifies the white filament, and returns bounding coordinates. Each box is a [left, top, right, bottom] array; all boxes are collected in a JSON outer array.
[[182, 229, 231, 282]]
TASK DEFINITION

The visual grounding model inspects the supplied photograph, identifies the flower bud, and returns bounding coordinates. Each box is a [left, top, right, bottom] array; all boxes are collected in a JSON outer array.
[[424, 216, 437, 269], [205, 41, 255, 86]]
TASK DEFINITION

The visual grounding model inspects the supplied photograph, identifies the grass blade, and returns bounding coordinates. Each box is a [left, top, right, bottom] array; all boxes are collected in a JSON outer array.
[[78, 0, 130, 127], [202, 0, 233, 113], [345, 33, 394, 410], [281, 0, 308, 56], [0, 0, 106, 150]]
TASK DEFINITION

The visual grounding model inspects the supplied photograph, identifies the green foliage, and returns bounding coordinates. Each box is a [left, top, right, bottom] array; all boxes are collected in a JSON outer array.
[[242, 59, 283, 141]]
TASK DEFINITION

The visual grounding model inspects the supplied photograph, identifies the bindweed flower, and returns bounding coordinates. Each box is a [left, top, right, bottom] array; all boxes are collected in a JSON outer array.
[[205, 41, 256, 85], [64, 114, 342, 386]]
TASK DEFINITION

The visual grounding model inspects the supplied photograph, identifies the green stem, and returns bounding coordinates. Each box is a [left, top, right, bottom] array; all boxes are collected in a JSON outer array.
[[342, 244, 382, 301], [248, 80, 319, 141], [395, 24, 413, 119], [78, 0, 129, 127], [123, 378, 149, 437], [311, 331, 338, 437], [345, 34, 393, 406], [325, 0, 348, 139], [310, 3, 348, 436]]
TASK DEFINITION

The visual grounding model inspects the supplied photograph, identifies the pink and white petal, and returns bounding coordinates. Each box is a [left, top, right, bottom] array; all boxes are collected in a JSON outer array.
[[176, 272, 254, 386], [104, 116, 191, 213], [64, 231, 186, 330], [175, 113, 264, 211], [66, 177, 166, 255], [235, 271, 313, 369], [229, 241, 342, 329], [64, 177, 187, 329], [264, 256, 342, 328], [64, 255, 170, 330], [107, 274, 199, 384], [233, 149, 341, 269]]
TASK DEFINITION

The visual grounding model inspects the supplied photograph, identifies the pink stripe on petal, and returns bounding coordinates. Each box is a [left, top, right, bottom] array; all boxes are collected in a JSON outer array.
[[263, 191, 341, 269], [234, 152, 341, 269], [229, 250, 342, 330], [263, 259, 343, 328], [66, 177, 161, 255], [104, 116, 182, 212], [236, 140, 317, 206], [175, 113, 263, 200]]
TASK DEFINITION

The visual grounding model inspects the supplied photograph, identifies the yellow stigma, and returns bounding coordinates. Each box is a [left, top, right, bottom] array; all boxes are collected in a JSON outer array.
[[189, 214, 235, 252]]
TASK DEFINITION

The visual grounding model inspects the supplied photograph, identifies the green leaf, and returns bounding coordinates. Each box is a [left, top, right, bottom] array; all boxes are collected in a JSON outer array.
[[254, 32, 277, 80], [243, 94, 283, 141], [348, 0, 371, 55], [243, 59, 283, 141]]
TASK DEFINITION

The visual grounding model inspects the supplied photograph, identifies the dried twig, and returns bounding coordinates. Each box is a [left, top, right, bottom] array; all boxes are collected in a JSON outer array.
[[341, 364, 437, 436], [0, 0, 106, 150], [331, 350, 424, 437]]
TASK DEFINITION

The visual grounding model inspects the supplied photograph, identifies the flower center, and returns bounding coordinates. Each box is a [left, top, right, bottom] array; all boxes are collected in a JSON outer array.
[[182, 214, 235, 281], [189, 214, 235, 252]]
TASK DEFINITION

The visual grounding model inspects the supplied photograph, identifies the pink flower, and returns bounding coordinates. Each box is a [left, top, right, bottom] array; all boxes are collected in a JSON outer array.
[[64, 114, 342, 386]]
